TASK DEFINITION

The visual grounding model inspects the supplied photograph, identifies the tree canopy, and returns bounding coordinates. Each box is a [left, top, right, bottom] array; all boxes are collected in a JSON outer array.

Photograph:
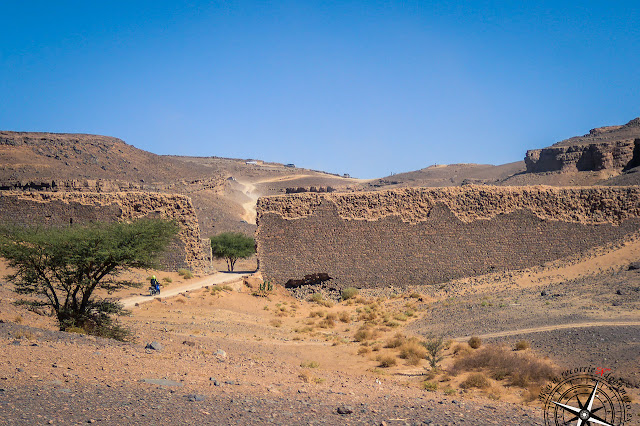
[[210, 232, 255, 272], [0, 219, 178, 340]]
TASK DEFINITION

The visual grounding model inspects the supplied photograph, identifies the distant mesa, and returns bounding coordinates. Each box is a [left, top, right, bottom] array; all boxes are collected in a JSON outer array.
[[524, 117, 640, 173]]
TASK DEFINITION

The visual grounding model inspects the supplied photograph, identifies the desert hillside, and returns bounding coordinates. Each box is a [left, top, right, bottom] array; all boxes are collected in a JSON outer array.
[[0, 131, 361, 237]]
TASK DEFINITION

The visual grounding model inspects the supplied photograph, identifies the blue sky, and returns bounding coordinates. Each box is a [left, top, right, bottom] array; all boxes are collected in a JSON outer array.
[[1, 1, 639, 178]]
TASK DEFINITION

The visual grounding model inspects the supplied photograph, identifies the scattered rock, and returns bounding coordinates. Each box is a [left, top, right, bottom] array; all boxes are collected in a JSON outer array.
[[337, 406, 353, 415], [141, 378, 183, 387], [182, 340, 195, 347], [187, 394, 206, 402], [628, 262, 640, 270], [145, 341, 163, 351], [540, 290, 548, 296]]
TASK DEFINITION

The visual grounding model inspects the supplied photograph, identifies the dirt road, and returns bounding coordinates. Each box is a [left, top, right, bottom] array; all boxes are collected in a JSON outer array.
[[453, 320, 640, 341], [120, 272, 249, 308]]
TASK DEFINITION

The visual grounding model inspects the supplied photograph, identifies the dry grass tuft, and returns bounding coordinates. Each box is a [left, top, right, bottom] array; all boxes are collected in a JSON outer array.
[[452, 343, 472, 357], [376, 355, 397, 368], [399, 341, 427, 366], [269, 319, 282, 328], [451, 344, 557, 388], [325, 312, 338, 321], [354, 325, 378, 342], [467, 336, 482, 349], [357, 346, 371, 356], [338, 311, 351, 323], [460, 372, 490, 389], [318, 317, 336, 328], [384, 333, 407, 348], [514, 340, 531, 351]]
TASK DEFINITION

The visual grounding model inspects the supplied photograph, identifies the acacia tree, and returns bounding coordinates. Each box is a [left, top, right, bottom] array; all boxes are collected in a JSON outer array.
[[0, 219, 178, 340], [210, 232, 256, 272]]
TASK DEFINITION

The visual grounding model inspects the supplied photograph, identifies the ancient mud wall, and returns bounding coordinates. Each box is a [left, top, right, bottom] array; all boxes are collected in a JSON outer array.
[[0, 192, 211, 272], [256, 186, 640, 289]]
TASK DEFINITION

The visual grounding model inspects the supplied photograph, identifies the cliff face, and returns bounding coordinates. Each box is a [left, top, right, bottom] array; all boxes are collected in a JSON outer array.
[[524, 118, 640, 173]]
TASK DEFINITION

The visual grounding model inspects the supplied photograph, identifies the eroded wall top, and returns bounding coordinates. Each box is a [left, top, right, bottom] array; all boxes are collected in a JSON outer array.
[[257, 185, 640, 225]]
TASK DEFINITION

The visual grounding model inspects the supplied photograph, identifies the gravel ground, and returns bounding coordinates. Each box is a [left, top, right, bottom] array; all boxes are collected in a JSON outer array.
[[0, 380, 543, 425], [0, 321, 546, 425]]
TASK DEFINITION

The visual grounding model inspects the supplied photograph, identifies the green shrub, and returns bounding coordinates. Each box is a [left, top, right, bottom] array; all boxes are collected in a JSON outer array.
[[178, 268, 193, 279], [422, 381, 438, 391], [514, 340, 531, 351], [421, 335, 447, 369], [300, 360, 319, 368], [309, 293, 333, 307], [341, 287, 359, 301], [162, 277, 173, 283]]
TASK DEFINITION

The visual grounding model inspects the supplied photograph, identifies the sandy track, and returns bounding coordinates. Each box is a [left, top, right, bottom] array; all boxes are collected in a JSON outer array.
[[120, 272, 249, 308], [236, 180, 259, 224], [453, 320, 640, 341]]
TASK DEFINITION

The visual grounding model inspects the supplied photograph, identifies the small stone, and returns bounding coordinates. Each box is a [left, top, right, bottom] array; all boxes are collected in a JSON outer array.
[[11, 340, 21, 346], [616, 289, 623, 295], [145, 341, 163, 351], [187, 394, 206, 402], [540, 290, 548, 296], [337, 406, 353, 415], [224, 380, 235, 385], [182, 340, 195, 347], [215, 349, 227, 359], [628, 261, 640, 270]]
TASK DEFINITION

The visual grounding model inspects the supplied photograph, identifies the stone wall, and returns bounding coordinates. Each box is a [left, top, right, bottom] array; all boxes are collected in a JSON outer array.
[[256, 186, 640, 289], [0, 191, 211, 272]]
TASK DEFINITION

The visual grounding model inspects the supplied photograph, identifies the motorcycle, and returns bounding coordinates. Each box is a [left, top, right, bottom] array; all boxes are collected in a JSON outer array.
[[149, 286, 161, 296]]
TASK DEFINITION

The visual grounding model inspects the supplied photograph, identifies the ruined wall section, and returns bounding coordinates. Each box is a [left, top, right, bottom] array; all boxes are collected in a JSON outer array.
[[0, 192, 210, 272], [256, 186, 640, 289]]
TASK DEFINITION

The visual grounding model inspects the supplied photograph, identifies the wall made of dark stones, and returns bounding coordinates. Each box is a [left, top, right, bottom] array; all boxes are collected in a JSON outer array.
[[0, 192, 211, 273], [256, 186, 640, 289]]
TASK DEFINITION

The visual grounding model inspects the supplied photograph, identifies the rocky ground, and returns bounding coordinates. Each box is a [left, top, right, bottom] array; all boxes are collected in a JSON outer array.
[[1, 238, 640, 425]]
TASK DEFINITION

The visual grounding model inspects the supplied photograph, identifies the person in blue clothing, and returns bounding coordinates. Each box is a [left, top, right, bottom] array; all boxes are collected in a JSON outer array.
[[150, 275, 160, 295]]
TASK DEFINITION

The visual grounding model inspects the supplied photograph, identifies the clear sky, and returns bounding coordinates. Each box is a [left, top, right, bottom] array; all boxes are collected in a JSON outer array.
[[1, 1, 638, 179]]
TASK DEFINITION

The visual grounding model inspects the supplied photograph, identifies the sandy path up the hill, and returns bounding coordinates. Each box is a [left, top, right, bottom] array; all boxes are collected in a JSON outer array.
[[120, 272, 249, 308], [236, 180, 259, 224], [453, 320, 640, 341]]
